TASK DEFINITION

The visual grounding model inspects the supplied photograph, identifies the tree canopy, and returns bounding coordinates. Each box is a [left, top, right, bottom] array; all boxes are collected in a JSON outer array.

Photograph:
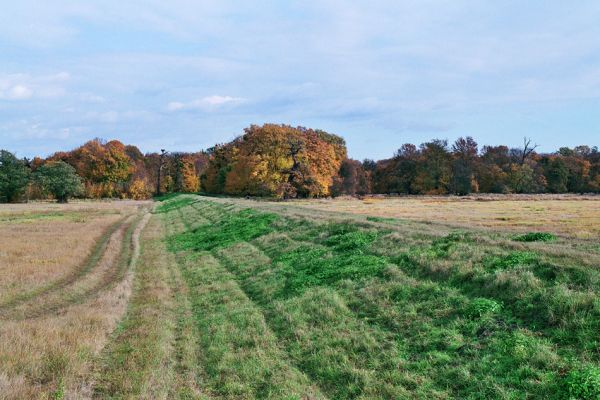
[[0, 150, 30, 203], [2, 127, 600, 203], [34, 161, 84, 203]]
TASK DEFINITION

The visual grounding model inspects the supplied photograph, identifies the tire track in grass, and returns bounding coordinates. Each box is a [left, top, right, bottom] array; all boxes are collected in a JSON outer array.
[[216, 240, 422, 399], [177, 200, 418, 398], [165, 199, 326, 399], [0, 216, 127, 312], [168, 197, 599, 398], [1, 213, 147, 321], [93, 212, 210, 399], [192, 200, 561, 398], [175, 250, 326, 400]]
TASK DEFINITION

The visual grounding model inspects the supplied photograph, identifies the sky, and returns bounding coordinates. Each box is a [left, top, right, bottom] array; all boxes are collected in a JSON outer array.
[[1, 1, 599, 160]]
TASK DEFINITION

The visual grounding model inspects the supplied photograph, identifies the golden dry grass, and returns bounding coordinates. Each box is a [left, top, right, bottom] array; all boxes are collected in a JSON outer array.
[[289, 194, 600, 238], [0, 201, 144, 305], [0, 200, 150, 400]]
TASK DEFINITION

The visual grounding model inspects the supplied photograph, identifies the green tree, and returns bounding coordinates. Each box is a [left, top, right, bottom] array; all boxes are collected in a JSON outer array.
[[451, 136, 479, 195], [34, 161, 83, 203], [544, 157, 569, 193], [0, 150, 30, 203]]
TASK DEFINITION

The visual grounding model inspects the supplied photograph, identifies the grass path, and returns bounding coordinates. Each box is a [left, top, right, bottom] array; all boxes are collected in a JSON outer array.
[[92, 212, 207, 399]]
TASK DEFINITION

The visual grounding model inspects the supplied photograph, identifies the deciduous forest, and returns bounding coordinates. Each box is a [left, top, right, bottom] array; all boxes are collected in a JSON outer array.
[[1, 123, 599, 202]]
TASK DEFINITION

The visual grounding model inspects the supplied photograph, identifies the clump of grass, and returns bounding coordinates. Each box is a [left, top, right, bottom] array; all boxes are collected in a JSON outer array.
[[563, 365, 600, 400], [324, 230, 380, 253], [485, 251, 538, 270], [428, 232, 469, 258], [168, 209, 278, 252], [366, 216, 395, 223], [514, 232, 557, 242], [467, 298, 502, 319], [275, 245, 388, 296]]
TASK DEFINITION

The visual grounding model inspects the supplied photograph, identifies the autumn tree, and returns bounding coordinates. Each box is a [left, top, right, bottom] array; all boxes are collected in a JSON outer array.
[[451, 137, 479, 195], [542, 156, 569, 193], [477, 145, 511, 193], [169, 153, 200, 193], [204, 124, 346, 198], [52, 139, 134, 198], [331, 159, 371, 196], [373, 144, 419, 194], [412, 140, 452, 194]]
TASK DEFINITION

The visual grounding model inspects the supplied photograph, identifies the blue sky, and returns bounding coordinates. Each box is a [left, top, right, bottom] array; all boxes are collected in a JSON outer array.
[[1, 1, 599, 160]]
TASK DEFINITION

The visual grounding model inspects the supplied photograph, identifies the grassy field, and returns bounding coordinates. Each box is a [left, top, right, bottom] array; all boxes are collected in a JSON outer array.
[[0, 200, 151, 399], [289, 194, 600, 239], [1, 195, 599, 399]]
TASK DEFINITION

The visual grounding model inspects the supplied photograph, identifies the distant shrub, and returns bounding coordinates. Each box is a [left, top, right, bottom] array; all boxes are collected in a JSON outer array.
[[514, 232, 557, 242], [563, 365, 600, 400]]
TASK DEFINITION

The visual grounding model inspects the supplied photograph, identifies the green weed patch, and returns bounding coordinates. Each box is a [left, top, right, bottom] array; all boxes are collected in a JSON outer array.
[[155, 197, 198, 213], [275, 245, 388, 296], [485, 251, 539, 270], [563, 365, 600, 400], [514, 232, 557, 242], [324, 230, 380, 253], [467, 298, 502, 319], [168, 209, 278, 252]]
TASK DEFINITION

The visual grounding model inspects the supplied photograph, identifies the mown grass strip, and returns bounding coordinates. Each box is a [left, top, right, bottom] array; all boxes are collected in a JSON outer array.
[[158, 197, 326, 399], [176, 250, 326, 399], [92, 214, 202, 399]]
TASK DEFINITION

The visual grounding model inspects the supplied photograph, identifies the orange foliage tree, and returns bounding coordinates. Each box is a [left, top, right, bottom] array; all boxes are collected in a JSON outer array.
[[203, 124, 346, 198]]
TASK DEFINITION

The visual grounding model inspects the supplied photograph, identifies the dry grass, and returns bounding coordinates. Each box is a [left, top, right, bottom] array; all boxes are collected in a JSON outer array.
[[0, 200, 150, 399], [0, 201, 145, 305], [287, 194, 600, 238]]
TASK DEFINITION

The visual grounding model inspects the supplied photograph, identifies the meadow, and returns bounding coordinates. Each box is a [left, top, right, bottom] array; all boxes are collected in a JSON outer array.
[[1, 195, 599, 399]]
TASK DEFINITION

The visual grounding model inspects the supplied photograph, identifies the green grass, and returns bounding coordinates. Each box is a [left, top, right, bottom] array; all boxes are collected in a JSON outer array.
[[514, 232, 558, 242], [154, 194, 600, 399]]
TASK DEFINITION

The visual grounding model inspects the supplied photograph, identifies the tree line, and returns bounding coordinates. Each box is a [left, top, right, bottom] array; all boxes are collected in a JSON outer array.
[[1, 124, 599, 202]]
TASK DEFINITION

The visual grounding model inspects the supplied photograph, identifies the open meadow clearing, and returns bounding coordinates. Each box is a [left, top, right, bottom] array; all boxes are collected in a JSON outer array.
[[288, 195, 600, 239], [1, 194, 599, 399]]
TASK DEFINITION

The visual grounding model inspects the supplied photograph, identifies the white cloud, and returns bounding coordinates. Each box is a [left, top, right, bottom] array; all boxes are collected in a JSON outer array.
[[167, 95, 246, 112], [4, 84, 33, 100], [0, 72, 69, 100]]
